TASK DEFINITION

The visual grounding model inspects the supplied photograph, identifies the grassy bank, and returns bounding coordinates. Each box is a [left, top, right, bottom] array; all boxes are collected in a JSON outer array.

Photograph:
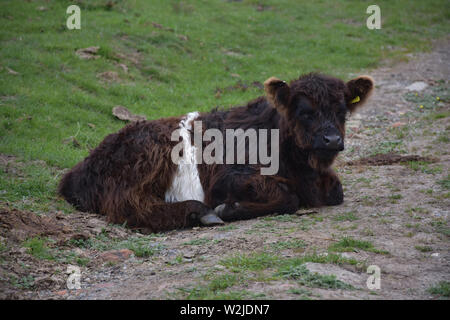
[[0, 0, 448, 211]]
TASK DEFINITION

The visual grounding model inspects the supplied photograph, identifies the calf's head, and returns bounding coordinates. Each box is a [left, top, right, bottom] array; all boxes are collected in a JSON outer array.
[[264, 73, 374, 169]]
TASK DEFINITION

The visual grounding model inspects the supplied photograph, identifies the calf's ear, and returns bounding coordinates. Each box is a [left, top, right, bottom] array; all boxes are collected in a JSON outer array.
[[264, 77, 290, 111], [345, 75, 374, 112]]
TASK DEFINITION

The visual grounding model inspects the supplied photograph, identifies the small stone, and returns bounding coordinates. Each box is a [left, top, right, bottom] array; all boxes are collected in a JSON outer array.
[[213, 265, 226, 270], [431, 253, 439, 257], [18, 247, 28, 254], [391, 122, 406, 128], [99, 249, 133, 263], [117, 63, 128, 73], [70, 232, 90, 241], [405, 81, 428, 92], [87, 218, 107, 228], [6, 67, 19, 75], [183, 251, 196, 259], [55, 290, 67, 296], [55, 211, 65, 220], [112, 106, 146, 122], [73, 248, 89, 258], [75, 46, 100, 60]]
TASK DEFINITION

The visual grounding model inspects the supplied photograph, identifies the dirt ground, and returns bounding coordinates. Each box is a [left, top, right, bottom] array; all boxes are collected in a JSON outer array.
[[0, 41, 448, 300]]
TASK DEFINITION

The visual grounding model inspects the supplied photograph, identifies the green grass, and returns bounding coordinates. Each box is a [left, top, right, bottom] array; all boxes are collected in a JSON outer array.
[[427, 281, 450, 297], [22, 237, 56, 261], [333, 211, 359, 222], [437, 175, 450, 190], [424, 111, 450, 121], [278, 264, 353, 290], [68, 232, 164, 257], [220, 251, 362, 273], [370, 140, 406, 156], [220, 252, 279, 272], [179, 250, 360, 299], [269, 239, 307, 250], [10, 275, 35, 290], [263, 214, 298, 222], [405, 161, 443, 174], [0, 0, 449, 210], [430, 219, 450, 237], [404, 83, 450, 110], [177, 270, 265, 299], [0, 158, 75, 213], [0, 240, 7, 253], [23, 236, 94, 265], [217, 225, 238, 231], [328, 237, 389, 254], [414, 245, 433, 252], [288, 287, 314, 298]]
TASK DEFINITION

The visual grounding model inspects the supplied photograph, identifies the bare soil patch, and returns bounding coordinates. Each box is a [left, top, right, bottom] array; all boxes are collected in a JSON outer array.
[[346, 153, 438, 166]]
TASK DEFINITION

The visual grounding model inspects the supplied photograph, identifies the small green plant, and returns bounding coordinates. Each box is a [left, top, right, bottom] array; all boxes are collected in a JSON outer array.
[[414, 245, 433, 252], [220, 252, 279, 272], [0, 240, 7, 253], [427, 281, 450, 297], [436, 133, 449, 143], [437, 175, 450, 190], [218, 225, 237, 231], [388, 194, 403, 203], [270, 239, 307, 250], [328, 237, 389, 255], [333, 211, 359, 222], [263, 214, 298, 222], [80, 234, 163, 258], [59, 251, 90, 266], [430, 219, 450, 237], [67, 238, 93, 248], [10, 275, 35, 289], [288, 287, 313, 297], [166, 254, 184, 266], [22, 237, 55, 260], [405, 161, 442, 174], [371, 140, 405, 156], [207, 274, 239, 292], [282, 252, 362, 268], [177, 272, 251, 300], [424, 111, 450, 120], [278, 264, 353, 290], [123, 237, 163, 257]]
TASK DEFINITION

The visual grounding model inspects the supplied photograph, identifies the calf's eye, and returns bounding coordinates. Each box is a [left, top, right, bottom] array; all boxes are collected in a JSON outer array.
[[337, 111, 347, 121], [299, 110, 314, 121]]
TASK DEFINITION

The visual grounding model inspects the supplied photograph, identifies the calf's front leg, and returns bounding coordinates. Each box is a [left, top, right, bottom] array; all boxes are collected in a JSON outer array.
[[209, 175, 299, 222], [318, 169, 344, 206]]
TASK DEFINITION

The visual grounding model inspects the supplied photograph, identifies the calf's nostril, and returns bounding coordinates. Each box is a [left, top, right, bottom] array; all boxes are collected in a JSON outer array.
[[323, 135, 342, 149]]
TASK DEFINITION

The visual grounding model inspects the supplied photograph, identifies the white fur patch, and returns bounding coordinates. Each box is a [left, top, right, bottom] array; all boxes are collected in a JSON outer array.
[[165, 112, 205, 203]]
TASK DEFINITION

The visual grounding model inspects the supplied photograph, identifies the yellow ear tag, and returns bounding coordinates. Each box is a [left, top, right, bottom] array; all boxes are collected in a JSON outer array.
[[350, 96, 360, 104]]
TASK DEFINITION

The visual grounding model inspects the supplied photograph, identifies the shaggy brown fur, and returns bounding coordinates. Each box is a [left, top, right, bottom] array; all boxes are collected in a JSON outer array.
[[59, 73, 374, 232]]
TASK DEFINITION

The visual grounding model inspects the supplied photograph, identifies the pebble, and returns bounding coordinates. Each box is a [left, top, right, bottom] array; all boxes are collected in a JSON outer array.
[[99, 249, 134, 263], [405, 81, 428, 92], [183, 251, 196, 259]]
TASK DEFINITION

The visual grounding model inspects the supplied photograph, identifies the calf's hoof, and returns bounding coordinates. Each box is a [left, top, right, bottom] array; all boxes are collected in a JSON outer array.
[[214, 203, 239, 220], [200, 212, 224, 226]]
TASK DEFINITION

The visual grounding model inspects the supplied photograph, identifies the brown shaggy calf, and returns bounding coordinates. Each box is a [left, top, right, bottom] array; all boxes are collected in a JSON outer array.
[[59, 73, 374, 232]]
